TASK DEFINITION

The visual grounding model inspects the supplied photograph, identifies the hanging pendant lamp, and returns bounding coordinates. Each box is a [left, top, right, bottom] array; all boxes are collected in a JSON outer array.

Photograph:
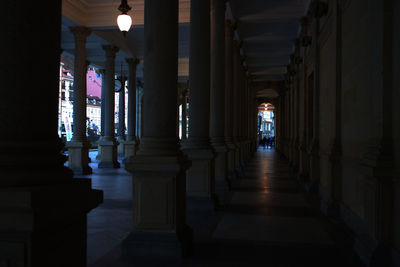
[[117, 0, 132, 36]]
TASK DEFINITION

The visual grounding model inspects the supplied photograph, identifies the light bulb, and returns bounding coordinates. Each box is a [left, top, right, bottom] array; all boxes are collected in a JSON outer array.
[[117, 14, 132, 33]]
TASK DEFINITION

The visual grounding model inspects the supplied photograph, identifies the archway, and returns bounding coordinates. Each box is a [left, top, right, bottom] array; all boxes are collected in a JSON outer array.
[[258, 102, 276, 148]]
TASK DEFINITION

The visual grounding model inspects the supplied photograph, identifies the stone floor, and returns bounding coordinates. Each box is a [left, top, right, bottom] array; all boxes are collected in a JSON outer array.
[[77, 149, 365, 267], [71, 151, 133, 265]]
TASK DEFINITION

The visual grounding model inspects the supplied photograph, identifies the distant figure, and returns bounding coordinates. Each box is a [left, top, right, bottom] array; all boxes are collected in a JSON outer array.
[[262, 136, 267, 149]]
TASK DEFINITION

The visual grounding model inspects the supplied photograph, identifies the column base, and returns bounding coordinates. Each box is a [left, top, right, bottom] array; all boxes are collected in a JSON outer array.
[[98, 139, 120, 168], [183, 148, 215, 197], [122, 225, 193, 266], [124, 151, 192, 257], [238, 140, 247, 169], [308, 142, 320, 187], [0, 179, 103, 266], [122, 138, 138, 161], [67, 140, 92, 175], [233, 144, 244, 178], [318, 184, 341, 218], [211, 142, 230, 206], [226, 141, 237, 182], [186, 196, 218, 242], [117, 136, 126, 156], [96, 144, 102, 160]]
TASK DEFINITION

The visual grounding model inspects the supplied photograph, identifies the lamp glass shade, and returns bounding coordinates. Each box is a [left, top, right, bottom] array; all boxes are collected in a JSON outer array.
[[117, 14, 132, 32]]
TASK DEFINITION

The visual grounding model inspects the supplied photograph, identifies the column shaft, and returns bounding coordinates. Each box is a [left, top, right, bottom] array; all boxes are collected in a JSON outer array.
[[118, 83, 126, 140], [210, 0, 230, 198], [123, 1, 190, 262], [182, 93, 188, 139], [232, 41, 241, 170], [184, 0, 214, 194], [0, 2, 102, 265], [100, 69, 106, 136], [127, 60, 138, 141], [188, 0, 211, 145], [225, 20, 236, 179], [70, 27, 90, 141], [103, 46, 119, 140], [67, 26, 92, 175], [98, 45, 120, 168], [117, 78, 126, 156], [210, 0, 226, 141], [124, 58, 139, 159]]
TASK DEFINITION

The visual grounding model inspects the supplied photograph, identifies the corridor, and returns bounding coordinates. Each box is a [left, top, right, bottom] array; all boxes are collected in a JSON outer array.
[[89, 148, 364, 266]]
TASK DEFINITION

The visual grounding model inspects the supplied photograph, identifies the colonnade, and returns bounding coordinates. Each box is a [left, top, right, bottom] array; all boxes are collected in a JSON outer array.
[[121, 0, 258, 263], [0, 0, 259, 265], [66, 0, 258, 192], [66, 28, 142, 171]]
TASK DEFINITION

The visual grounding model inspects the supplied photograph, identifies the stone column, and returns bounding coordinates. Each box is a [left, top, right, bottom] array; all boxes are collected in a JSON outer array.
[[210, 0, 230, 200], [67, 26, 92, 175], [139, 90, 144, 139], [298, 17, 311, 181], [225, 20, 236, 180], [123, 0, 191, 263], [244, 73, 250, 159], [117, 76, 127, 155], [232, 40, 242, 173], [96, 69, 105, 160], [98, 45, 120, 168], [0, 1, 102, 265], [238, 62, 246, 167], [123, 58, 140, 160], [182, 0, 217, 235], [279, 90, 287, 154], [136, 87, 143, 141], [181, 89, 188, 140], [244, 75, 251, 160], [294, 47, 302, 172]]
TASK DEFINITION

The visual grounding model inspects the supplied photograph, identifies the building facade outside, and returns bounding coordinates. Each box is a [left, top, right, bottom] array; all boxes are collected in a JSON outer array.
[[58, 62, 104, 143]]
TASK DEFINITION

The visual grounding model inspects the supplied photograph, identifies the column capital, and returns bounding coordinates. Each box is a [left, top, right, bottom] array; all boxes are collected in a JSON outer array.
[[69, 26, 91, 41], [309, 0, 328, 18], [301, 35, 312, 47], [126, 57, 140, 65], [225, 19, 237, 31], [235, 39, 243, 49], [211, 0, 226, 11], [183, 87, 189, 97], [102, 45, 119, 58]]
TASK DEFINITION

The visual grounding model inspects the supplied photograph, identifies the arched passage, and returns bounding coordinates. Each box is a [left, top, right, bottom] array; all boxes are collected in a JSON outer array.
[[258, 102, 276, 148]]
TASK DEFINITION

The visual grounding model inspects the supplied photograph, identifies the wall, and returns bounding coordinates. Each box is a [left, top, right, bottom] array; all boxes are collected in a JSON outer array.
[[341, 0, 383, 221], [393, 0, 400, 255], [280, 0, 400, 263]]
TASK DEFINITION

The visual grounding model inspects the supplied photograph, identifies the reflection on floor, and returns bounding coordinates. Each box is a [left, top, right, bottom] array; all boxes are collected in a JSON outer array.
[[81, 149, 364, 266], [74, 151, 133, 265]]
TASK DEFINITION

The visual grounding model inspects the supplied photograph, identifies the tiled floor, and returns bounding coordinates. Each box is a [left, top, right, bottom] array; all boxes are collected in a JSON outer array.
[[79, 149, 364, 266], [71, 151, 133, 265]]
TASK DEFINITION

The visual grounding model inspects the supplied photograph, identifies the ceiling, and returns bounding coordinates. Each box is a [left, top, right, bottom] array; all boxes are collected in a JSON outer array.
[[61, 0, 310, 92], [230, 0, 310, 82]]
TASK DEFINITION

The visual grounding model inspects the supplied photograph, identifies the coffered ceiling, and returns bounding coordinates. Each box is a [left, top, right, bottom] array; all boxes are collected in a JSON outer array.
[[61, 0, 310, 90], [230, 0, 310, 82]]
